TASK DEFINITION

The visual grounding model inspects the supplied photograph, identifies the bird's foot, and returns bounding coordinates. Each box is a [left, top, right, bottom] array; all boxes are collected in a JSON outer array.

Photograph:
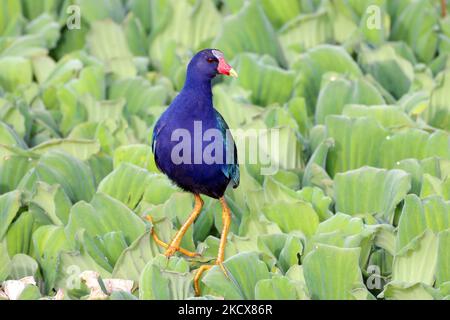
[[194, 260, 228, 296], [145, 215, 199, 258], [164, 245, 179, 257]]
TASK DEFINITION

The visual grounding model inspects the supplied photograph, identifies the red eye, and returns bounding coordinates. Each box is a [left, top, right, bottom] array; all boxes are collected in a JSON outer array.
[[207, 58, 215, 63]]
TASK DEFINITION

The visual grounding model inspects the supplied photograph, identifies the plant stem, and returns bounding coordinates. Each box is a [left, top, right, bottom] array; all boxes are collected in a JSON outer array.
[[442, 0, 447, 18]]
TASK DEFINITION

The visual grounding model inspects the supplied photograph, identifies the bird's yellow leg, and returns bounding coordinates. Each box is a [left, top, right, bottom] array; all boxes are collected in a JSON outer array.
[[164, 194, 204, 257], [217, 196, 231, 264], [194, 196, 231, 296], [145, 215, 199, 257]]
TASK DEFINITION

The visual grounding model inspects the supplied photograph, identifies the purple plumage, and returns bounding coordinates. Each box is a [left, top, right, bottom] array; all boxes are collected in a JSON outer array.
[[152, 49, 239, 199]]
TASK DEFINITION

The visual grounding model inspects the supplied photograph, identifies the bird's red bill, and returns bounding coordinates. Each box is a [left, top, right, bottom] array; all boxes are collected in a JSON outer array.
[[212, 49, 238, 77], [217, 58, 232, 75]]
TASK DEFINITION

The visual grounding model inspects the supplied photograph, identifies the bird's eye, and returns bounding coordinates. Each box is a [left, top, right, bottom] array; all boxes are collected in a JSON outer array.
[[207, 58, 215, 63]]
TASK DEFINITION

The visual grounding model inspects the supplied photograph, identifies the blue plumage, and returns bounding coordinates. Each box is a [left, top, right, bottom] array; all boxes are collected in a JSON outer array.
[[152, 49, 239, 199]]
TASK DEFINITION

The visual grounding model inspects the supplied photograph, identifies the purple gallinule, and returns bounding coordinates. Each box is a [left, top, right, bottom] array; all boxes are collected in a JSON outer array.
[[149, 49, 239, 295]]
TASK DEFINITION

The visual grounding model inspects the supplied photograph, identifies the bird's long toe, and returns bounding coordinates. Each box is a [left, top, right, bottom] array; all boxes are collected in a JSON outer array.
[[146, 215, 199, 257], [193, 260, 228, 296], [194, 264, 213, 296]]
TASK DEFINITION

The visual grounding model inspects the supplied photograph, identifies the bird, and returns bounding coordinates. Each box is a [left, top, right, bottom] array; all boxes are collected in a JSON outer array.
[[148, 49, 240, 295]]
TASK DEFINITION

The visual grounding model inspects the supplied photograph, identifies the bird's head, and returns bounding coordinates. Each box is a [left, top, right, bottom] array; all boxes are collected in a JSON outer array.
[[187, 49, 238, 80]]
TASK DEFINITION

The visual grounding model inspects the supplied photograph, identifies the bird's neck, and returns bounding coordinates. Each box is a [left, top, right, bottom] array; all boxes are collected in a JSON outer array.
[[182, 73, 213, 103]]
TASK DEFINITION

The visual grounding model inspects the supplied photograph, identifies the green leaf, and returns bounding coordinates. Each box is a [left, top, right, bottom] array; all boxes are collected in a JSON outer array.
[[231, 53, 295, 106], [64, 64, 106, 101], [149, 0, 221, 75], [278, 10, 333, 61], [0, 0, 23, 36], [124, 13, 148, 57], [263, 176, 300, 204], [419, 174, 450, 200], [30, 139, 100, 161], [0, 34, 46, 58], [212, 83, 262, 131], [380, 282, 439, 300], [334, 167, 411, 222], [32, 225, 72, 293], [390, 0, 439, 63], [97, 231, 128, 267], [113, 144, 158, 173], [260, 0, 301, 29], [315, 75, 384, 124], [202, 252, 270, 299], [397, 195, 449, 253], [0, 241, 11, 282], [342, 104, 415, 129], [309, 213, 376, 268], [326, 0, 359, 44], [325, 116, 388, 176], [255, 276, 302, 300], [374, 224, 396, 257], [292, 45, 362, 113], [128, 0, 152, 32], [21, 0, 60, 20], [17, 284, 42, 300], [0, 56, 32, 92], [392, 230, 439, 286], [262, 200, 319, 236], [34, 151, 96, 203], [255, 126, 305, 173], [109, 77, 169, 114], [296, 187, 333, 221], [393, 159, 423, 195], [302, 137, 334, 195], [83, 98, 125, 123], [8, 254, 38, 280], [427, 69, 450, 130], [437, 230, 450, 286], [0, 190, 22, 240], [0, 99, 31, 140], [0, 121, 27, 149], [113, 232, 163, 282], [76, 0, 125, 24], [287, 97, 312, 138], [257, 233, 303, 273], [140, 174, 178, 206], [29, 181, 72, 226], [5, 210, 35, 256], [358, 44, 414, 99], [139, 255, 194, 300], [87, 20, 136, 78], [212, 1, 286, 67], [25, 13, 60, 48], [98, 163, 153, 210], [65, 192, 146, 246], [56, 249, 112, 290], [303, 244, 364, 300], [86, 152, 112, 182], [378, 129, 450, 169]]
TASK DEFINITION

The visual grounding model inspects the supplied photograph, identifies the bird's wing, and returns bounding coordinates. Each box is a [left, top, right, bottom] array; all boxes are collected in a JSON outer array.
[[214, 109, 240, 188], [151, 119, 165, 172]]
